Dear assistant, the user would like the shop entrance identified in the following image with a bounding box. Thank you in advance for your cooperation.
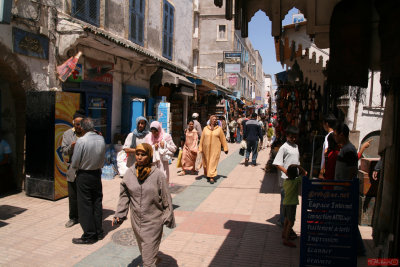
[0,45,30,195]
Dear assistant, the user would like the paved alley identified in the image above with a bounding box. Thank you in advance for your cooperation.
[0,143,377,266]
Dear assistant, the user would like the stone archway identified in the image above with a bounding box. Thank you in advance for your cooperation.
[0,42,33,194]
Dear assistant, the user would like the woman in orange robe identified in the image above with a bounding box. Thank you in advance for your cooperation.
[179,121,198,175]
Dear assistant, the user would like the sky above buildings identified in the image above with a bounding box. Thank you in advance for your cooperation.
[249,8,299,85]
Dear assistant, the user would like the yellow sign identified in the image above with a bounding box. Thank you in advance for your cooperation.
[54,92,80,200]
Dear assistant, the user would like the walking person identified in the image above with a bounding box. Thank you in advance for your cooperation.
[273,126,300,227]
[122,116,150,168]
[113,143,175,267]
[191,113,202,139]
[145,121,177,184]
[228,116,237,143]
[282,164,306,247]
[266,123,274,148]
[243,113,263,166]
[199,115,228,184]
[236,114,244,143]
[70,118,106,244]
[178,120,198,176]
[61,110,85,228]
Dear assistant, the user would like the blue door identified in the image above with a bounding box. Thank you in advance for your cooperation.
[130,100,144,132]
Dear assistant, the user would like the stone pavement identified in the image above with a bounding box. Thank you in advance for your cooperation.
[0,143,378,266]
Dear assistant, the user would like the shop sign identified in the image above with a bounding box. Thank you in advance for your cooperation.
[300,178,358,267]
[67,64,83,83]
[13,27,49,59]
[85,58,114,83]
[228,74,238,86]
[293,13,305,24]
[224,51,241,73]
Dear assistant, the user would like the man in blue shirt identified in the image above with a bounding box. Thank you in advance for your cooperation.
[243,113,263,166]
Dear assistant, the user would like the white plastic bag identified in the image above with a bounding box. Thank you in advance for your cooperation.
[117,150,129,177]
[240,140,247,149]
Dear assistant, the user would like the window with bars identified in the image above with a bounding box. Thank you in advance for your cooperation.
[162,0,174,60]
[72,0,100,26]
[130,0,145,46]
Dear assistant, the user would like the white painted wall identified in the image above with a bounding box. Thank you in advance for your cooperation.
[346,71,384,145]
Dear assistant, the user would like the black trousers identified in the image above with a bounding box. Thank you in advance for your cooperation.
[76,170,103,240]
[68,181,79,220]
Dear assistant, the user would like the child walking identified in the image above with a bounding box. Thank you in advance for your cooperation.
[282,164,306,247]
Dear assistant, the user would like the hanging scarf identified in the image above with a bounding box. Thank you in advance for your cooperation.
[135,143,153,181]
[146,121,172,145]
[130,116,150,148]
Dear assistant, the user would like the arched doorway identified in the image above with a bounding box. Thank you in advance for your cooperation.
[0,42,32,195]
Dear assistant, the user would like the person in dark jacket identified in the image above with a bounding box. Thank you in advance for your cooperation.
[243,113,263,166]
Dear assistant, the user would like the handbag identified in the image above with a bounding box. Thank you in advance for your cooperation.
[177,149,183,168]
[195,152,203,171]
[239,148,245,156]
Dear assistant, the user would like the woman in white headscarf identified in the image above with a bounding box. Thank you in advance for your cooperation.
[145,121,177,184]
[122,116,150,168]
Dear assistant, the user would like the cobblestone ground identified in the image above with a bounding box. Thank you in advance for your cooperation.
[0,143,378,266]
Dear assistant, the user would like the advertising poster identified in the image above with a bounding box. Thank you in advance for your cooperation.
[54,92,80,200]
[67,63,83,82]
[157,102,170,134]
[228,74,238,86]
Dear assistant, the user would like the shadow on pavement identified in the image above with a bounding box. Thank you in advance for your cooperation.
[101,209,118,238]
[259,170,280,194]
[209,220,299,266]
[266,214,281,226]
[0,205,27,220]
[128,252,178,267]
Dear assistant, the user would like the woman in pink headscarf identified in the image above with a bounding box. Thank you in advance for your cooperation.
[145,121,177,184]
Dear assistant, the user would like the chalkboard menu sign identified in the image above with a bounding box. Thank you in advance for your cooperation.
[300,178,359,267]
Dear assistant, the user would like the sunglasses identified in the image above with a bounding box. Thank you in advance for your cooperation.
[150,127,159,132]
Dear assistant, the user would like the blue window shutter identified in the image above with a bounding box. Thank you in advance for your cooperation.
[73,0,99,26]
[130,0,144,46]
[168,5,174,59]
[162,0,173,60]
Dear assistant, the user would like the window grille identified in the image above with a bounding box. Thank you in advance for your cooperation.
[72,0,100,26]
[130,0,145,46]
[162,0,174,60]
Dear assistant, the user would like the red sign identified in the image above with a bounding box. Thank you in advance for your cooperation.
[85,58,113,83]
[229,74,238,86]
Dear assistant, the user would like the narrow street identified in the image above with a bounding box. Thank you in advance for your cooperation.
[0,143,377,266]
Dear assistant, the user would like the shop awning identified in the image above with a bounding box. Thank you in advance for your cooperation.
[186,76,232,95]
[161,69,194,87]
[177,86,194,96]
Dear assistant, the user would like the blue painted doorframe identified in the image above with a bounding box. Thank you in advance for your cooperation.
[121,84,152,134]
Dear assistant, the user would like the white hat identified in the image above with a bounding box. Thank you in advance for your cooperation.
[192,113,199,118]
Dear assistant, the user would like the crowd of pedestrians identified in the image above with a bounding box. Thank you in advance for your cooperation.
[61,108,372,262]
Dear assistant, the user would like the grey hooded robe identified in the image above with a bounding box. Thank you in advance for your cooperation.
[115,166,175,267]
